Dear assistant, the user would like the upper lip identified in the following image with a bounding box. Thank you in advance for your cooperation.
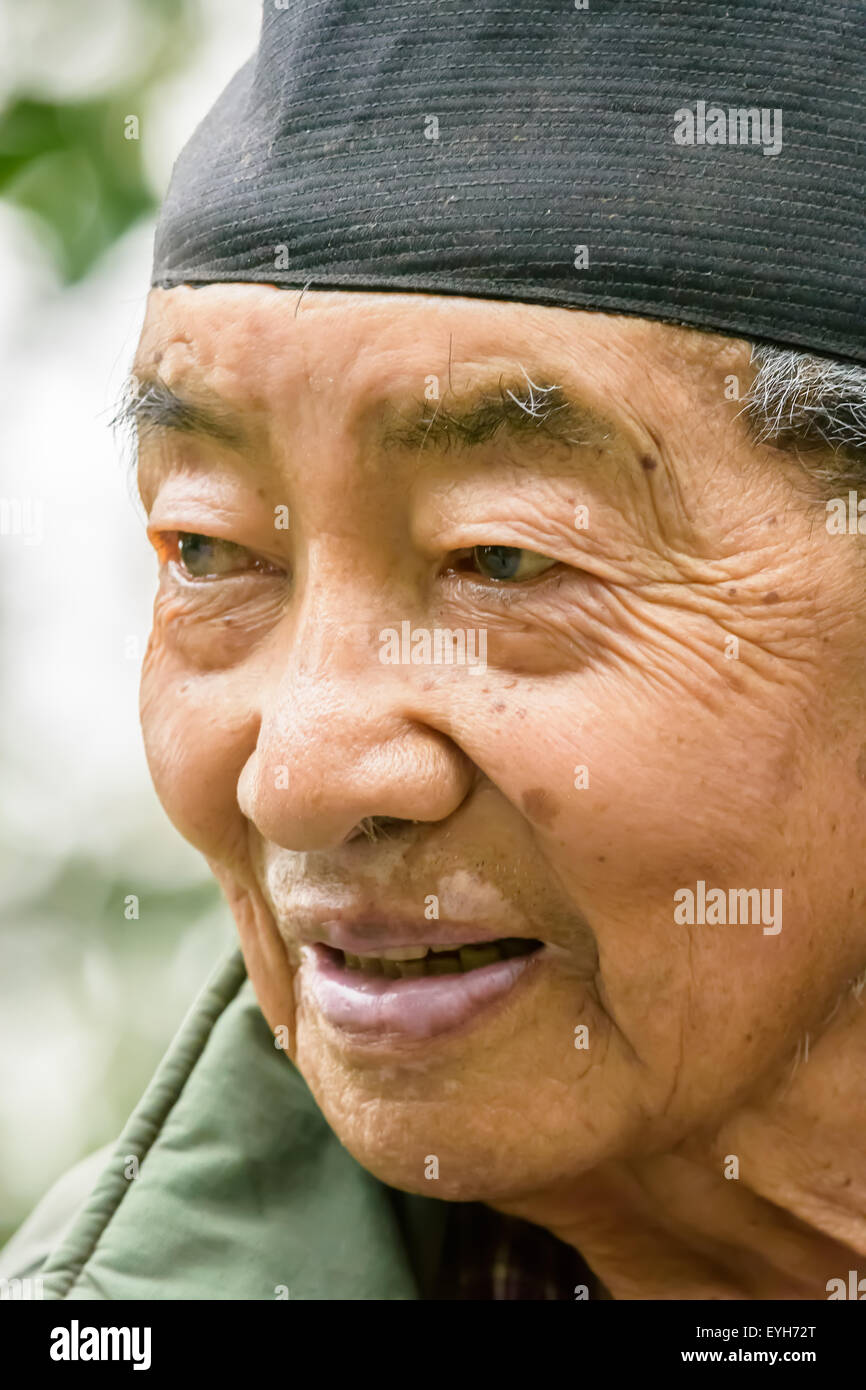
[289,909,533,956]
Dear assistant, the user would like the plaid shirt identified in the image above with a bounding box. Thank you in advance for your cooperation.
[432,1200,602,1301]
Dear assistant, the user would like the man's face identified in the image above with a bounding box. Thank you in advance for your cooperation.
[135,285,866,1201]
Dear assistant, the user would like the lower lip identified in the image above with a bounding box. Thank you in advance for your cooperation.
[303,943,542,1041]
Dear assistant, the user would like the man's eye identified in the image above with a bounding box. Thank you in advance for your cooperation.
[470,545,558,583]
[175,532,264,578]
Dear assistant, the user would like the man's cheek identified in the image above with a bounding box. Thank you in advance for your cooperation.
[140,649,255,867]
[590,921,798,1132]
[148,583,285,672]
[462,684,785,899]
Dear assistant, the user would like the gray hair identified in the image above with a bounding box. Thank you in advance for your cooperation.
[743,344,866,491]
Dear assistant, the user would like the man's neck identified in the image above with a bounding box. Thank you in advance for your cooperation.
[489,985,866,1300]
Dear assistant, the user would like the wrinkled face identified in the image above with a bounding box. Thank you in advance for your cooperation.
[135,285,866,1201]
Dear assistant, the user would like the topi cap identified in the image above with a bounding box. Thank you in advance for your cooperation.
[152,0,865,363]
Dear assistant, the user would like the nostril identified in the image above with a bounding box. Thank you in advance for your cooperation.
[348,816,418,845]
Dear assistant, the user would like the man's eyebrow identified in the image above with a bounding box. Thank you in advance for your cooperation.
[378,371,615,453]
[115,367,616,457]
[113,376,247,448]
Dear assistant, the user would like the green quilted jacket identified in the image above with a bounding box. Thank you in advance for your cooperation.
[0,949,451,1299]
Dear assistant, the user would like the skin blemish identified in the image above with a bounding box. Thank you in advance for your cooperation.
[640,455,658,471]
[493,702,506,713]
[521,787,560,827]
[763,591,780,604]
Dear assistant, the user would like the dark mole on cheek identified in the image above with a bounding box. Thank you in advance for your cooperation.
[763,591,780,603]
[521,787,559,827]
[640,455,658,472]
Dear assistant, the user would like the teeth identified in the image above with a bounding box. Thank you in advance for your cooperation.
[395,959,426,978]
[458,944,503,970]
[426,955,462,975]
[336,939,538,977]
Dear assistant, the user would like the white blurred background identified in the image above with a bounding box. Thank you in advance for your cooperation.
[0,0,263,1241]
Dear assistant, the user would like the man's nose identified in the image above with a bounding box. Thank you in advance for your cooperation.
[237,613,476,852]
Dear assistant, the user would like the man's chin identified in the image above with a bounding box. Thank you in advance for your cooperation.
[332,1138,549,1204]
[301,1083,605,1204]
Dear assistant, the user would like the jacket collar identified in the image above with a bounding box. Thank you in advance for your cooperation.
[41,950,449,1300]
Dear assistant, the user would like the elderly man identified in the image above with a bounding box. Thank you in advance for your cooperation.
[2,0,864,1302]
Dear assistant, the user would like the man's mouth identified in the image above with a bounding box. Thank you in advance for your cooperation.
[301,937,546,1042]
[322,937,542,978]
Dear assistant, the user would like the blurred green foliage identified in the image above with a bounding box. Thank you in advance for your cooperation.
[0,0,235,1242]
[0,0,198,281]
[0,848,230,1244]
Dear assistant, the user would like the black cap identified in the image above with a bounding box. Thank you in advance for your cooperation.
[152,0,865,363]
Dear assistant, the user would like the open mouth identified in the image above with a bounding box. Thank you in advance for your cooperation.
[305,938,546,1040]
[320,938,543,979]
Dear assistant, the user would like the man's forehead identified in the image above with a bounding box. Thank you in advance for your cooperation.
[132,284,751,439]
[134,284,578,383]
